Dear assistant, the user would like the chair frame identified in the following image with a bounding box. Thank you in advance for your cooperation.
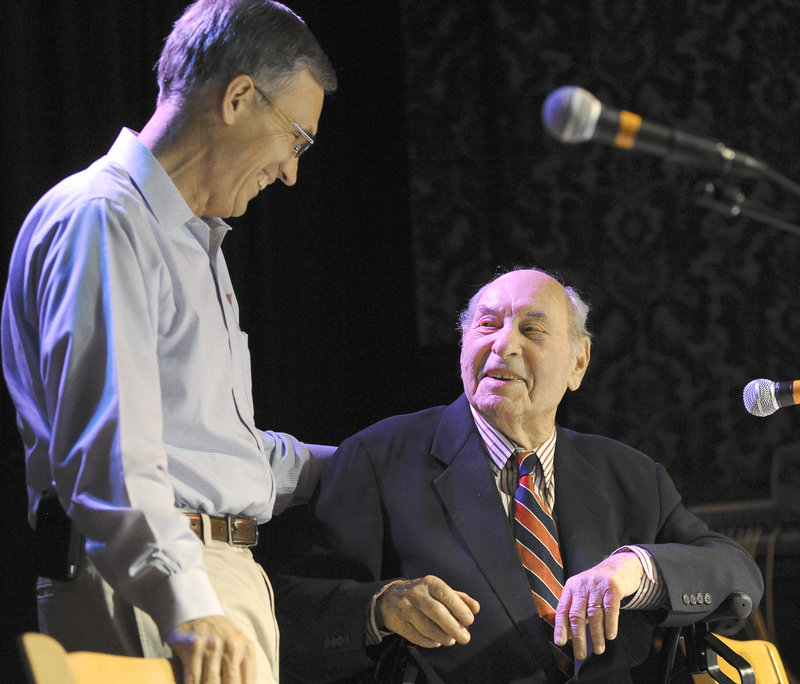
[662,592,756,684]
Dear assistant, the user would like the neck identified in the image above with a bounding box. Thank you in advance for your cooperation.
[138,101,212,216]
[480,409,556,452]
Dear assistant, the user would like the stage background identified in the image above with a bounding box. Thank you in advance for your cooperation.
[2,0,798,680]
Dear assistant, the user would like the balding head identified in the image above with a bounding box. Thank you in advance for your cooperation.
[459,269,591,359]
[458,269,591,448]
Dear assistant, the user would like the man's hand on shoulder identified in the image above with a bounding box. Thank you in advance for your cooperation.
[554,551,644,660]
[375,575,480,648]
[168,615,256,684]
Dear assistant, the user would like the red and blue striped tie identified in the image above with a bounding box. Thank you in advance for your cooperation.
[514,449,572,679]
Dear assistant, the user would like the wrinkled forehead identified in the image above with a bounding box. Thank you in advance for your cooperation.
[478,271,569,321]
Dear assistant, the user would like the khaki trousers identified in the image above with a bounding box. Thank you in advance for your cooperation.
[37,515,279,683]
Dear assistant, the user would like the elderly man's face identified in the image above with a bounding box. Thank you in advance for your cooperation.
[459,270,589,444]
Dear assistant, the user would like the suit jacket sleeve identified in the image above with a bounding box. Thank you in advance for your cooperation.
[640,462,764,626]
[273,433,397,683]
[556,429,764,627]
[554,430,765,681]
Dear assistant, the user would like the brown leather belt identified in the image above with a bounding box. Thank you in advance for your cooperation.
[184,512,259,547]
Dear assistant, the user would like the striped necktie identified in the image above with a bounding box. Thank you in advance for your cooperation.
[514,449,564,618]
[514,449,573,679]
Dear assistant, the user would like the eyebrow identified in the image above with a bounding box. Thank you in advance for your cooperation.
[521,310,548,322]
[476,305,548,321]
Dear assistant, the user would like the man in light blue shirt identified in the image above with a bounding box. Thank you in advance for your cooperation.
[2,1,336,682]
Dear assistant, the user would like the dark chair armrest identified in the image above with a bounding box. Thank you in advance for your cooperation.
[663,592,754,684]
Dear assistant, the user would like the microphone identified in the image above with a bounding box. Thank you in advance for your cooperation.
[542,86,768,178]
[742,378,800,417]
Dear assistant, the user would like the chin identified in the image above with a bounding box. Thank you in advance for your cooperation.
[474,393,510,415]
[223,199,251,218]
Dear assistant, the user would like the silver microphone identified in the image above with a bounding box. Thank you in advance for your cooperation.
[743,378,800,417]
[541,86,768,178]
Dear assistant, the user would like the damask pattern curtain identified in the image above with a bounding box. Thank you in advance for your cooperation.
[401,0,800,503]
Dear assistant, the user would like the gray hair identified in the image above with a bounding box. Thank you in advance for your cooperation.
[458,268,591,358]
[156,0,337,105]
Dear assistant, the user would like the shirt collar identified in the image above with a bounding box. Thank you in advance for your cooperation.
[106,128,232,243]
[469,404,557,489]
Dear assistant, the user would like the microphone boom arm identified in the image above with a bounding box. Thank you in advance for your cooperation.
[695,181,800,238]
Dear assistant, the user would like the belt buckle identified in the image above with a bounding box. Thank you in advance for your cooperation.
[226,514,258,547]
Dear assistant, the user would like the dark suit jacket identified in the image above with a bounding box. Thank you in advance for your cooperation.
[274,395,763,683]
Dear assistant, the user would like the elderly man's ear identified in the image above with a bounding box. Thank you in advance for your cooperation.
[568,338,591,391]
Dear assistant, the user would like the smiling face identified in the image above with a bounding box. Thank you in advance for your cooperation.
[208,69,324,218]
[459,270,590,448]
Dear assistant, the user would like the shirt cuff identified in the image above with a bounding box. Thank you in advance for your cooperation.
[146,567,225,639]
[366,580,406,645]
[612,545,666,610]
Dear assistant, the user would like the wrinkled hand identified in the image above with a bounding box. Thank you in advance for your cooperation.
[167,615,256,684]
[375,575,480,648]
[554,552,643,660]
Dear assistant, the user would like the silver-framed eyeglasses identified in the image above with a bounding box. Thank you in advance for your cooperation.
[252,83,315,158]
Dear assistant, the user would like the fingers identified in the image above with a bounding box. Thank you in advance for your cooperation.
[167,615,256,684]
[454,590,482,617]
[603,602,621,640]
[553,585,570,647]
[238,646,256,684]
[375,576,480,649]
[555,563,630,660]
[556,592,615,660]
[398,604,462,648]
[586,600,607,656]
[436,585,480,628]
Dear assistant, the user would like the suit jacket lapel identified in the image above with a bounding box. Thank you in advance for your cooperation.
[430,395,557,674]
[552,428,619,670]
[553,427,616,577]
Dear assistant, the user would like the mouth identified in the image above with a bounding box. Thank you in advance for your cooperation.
[256,170,271,191]
[482,371,525,383]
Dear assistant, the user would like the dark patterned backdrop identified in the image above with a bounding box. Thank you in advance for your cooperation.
[401,0,800,505]
[2,0,799,677]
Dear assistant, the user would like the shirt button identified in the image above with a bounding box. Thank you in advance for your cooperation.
[704,593,713,604]
[682,594,691,605]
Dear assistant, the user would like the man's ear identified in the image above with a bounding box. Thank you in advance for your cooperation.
[567,337,591,391]
[221,74,255,124]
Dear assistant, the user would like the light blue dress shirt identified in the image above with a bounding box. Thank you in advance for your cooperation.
[2,128,320,634]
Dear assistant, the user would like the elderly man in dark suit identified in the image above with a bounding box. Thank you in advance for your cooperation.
[274,268,763,683]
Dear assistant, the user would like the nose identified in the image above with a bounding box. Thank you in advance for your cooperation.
[491,323,521,358]
[278,155,298,186]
